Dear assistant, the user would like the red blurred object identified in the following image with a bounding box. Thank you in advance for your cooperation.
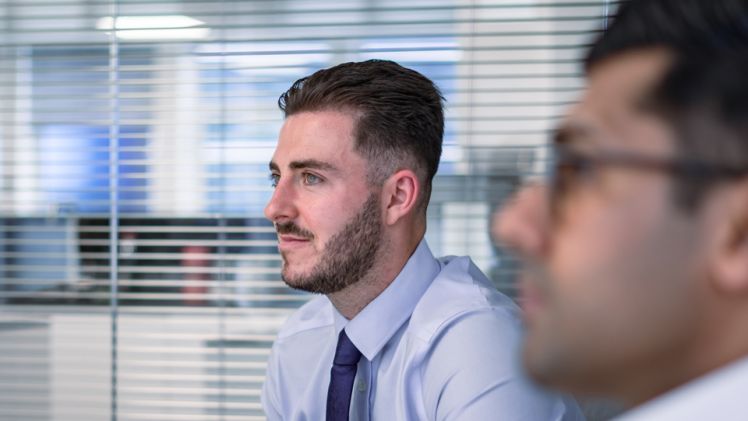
[181,245,211,306]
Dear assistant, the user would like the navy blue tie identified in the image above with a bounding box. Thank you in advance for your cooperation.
[326,329,362,421]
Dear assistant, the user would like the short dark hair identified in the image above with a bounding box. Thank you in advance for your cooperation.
[585,0,748,71]
[649,51,748,210]
[278,59,444,212]
[586,0,748,211]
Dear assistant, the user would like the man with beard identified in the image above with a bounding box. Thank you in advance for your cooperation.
[497,0,748,419]
[261,60,582,420]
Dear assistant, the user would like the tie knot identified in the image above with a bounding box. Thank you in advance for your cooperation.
[333,329,362,366]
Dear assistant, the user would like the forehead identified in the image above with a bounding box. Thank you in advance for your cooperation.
[273,110,362,167]
[559,48,674,153]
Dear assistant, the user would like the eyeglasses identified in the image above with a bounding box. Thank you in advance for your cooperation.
[550,146,748,211]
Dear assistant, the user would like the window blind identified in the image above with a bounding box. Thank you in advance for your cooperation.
[0,1,614,420]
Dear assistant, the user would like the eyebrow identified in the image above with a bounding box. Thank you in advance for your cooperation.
[268,159,339,173]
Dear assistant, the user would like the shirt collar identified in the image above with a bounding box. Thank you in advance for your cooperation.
[331,239,440,361]
[618,354,748,420]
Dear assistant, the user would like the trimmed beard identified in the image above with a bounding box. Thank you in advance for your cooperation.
[280,192,382,294]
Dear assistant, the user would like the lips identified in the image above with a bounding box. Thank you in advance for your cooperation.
[277,234,312,251]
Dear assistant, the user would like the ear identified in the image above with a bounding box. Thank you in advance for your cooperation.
[381,169,420,226]
[709,182,748,295]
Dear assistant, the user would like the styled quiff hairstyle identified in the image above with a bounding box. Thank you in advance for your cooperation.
[278,59,444,213]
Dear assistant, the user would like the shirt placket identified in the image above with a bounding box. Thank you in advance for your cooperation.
[349,357,372,421]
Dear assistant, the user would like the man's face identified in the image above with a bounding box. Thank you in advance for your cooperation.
[265,110,384,294]
[499,49,712,402]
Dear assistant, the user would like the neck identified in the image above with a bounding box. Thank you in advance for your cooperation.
[328,228,423,320]
[618,301,748,407]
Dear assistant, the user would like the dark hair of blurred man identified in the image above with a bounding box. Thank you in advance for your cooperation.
[498,0,748,419]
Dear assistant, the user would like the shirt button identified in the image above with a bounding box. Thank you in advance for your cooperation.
[358,380,366,392]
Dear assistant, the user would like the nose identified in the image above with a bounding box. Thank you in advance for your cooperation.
[264,177,298,223]
[496,183,552,259]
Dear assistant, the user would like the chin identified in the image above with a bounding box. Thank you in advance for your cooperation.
[522,344,546,382]
[523,338,595,396]
[522,332,561,386]
[280,265,313,288]
[281,256,314,276]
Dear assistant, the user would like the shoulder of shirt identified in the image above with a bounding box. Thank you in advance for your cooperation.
[274,295,334,341]
[409,255,522,343]
[616,355,748,421]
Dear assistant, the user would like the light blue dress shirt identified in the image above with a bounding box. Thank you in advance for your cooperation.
[262,240,583,420]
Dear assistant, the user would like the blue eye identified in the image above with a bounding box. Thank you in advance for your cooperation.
[269,173,280,188]
[303,173,322,185]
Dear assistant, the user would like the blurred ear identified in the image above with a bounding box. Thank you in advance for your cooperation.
[709,181,748,294]
[381,169,420,226]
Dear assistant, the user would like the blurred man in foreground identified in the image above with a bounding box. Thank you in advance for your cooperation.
[498,0,748,419]
[262,60,581,420]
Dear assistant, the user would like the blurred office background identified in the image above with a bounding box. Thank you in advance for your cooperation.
[0,1,613,420]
